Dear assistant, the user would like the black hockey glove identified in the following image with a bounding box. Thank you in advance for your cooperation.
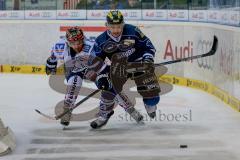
[45,56,57,75]
[95,73,112,90]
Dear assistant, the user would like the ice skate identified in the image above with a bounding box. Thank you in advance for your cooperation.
[90,111,114,129]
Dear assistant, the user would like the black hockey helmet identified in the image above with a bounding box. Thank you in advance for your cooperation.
[106,10,124,25]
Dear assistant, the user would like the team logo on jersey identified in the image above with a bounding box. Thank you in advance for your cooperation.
[123,39,135,46]
[103,41,118,53]
[119,39,135,51]
[103,39,136,53]
[55,43,65,53]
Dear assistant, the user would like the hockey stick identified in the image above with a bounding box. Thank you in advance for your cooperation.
[35,89,101,120]
[155,35,218,66]
[36,36,218,120]
[125,36,218,73]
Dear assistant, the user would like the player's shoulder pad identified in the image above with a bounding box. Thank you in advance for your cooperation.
[95,31,108,46]
[123,24,136,34]
[124,24,146,40]
[52,38,66,53]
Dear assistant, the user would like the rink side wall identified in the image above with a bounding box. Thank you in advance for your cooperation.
[0,20,240,111]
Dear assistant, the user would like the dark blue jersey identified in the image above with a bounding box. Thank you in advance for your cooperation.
[94,24,156,63]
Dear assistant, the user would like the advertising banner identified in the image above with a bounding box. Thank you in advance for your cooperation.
[57,10,86,20]
[87,10,108,20]
[167,10,188,21]
[87,10,142,20]
[207,10,220,23]
[189,10,207,22]
[24,10,56,20]
[219,10,230,25]
[142,10,168,20]
[0,11,24,20]
[228,11,240,26]
[120,10,142,20]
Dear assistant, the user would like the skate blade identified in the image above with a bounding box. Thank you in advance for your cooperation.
[137,120,145,125]
[61,125,71,130]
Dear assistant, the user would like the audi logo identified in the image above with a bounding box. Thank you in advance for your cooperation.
[197,40,214,70]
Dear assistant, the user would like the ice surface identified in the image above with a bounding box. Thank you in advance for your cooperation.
[0,74,240,160]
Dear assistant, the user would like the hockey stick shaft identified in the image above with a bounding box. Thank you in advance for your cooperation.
[155,35,218,66]
[55,89,101,120]
[35,89,100,120]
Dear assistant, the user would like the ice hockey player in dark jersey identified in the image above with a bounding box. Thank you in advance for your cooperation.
[90,10,161,129]
[45,26,144,127]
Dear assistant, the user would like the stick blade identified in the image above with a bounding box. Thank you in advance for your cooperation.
[35,109,57,120]
[35,109,41,114]
[209,35,218,56]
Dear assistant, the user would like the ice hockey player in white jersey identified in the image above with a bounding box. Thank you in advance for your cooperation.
[45,26,143,127]
[45,26,96,126]
[45,29,92,78]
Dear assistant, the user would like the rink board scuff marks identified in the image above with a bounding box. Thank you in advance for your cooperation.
[1,74,240,160]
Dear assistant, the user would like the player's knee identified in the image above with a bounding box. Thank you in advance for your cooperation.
[66,75,82,87]
[143,96,160,106]
[66,71,84,84]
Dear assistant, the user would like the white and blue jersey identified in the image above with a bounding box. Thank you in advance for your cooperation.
[50,38,95,79]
